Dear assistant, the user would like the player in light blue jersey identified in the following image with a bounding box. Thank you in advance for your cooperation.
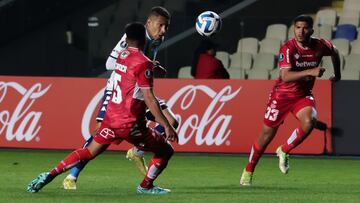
[62,6,179,190]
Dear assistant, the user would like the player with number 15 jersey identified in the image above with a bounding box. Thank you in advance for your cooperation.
[101,47,153,130]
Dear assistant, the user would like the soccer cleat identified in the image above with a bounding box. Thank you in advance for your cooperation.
[276,146,290,174]
[27,172,54,193]
[136,185,171,195]
[126,148,147,176]
[240,169,253,186]
[63,177,77,190]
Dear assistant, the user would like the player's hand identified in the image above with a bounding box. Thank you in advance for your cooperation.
[153,61,167,77]
[165,125,178,143]
[329,75,341,82]
[309,67,326,77]
[153,60,161,67]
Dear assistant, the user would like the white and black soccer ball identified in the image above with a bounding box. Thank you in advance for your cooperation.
[195,11,222,37]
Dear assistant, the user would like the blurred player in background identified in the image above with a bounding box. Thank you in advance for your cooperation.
[240,15,341,186]
[192,39,230,79]
[27,22,178,195]
[62,6,178,190]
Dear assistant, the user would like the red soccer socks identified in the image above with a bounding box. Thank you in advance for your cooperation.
[50,148,93,177]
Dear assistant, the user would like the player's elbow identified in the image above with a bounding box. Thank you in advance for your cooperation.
[280,72,291,83]
[105,57,116,70]
[279,69,292,83]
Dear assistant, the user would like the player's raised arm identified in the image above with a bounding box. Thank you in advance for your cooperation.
[106,34,128,70]
[141,88,178,143]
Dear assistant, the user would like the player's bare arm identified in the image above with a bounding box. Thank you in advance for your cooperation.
[141,88,178,143]
[330,47,341,82]
[280,67,325,83]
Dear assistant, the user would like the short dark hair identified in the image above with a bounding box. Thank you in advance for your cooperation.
[149,6,171,20]
[293,15,314,28]
[125,22,145,42]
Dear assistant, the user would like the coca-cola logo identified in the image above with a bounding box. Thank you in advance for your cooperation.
[167,85,241,146]
[0,81,51,142]
[82,85,241,147]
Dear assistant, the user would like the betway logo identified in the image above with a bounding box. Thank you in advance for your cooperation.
[0,81,51,142]
[295,60,318,68]
[82,85,242,146]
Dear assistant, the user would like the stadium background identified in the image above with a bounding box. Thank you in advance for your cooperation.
[1,1,360,202]
[0,0,359,155]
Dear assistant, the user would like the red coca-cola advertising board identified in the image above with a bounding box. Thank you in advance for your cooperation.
[0,76,332,154]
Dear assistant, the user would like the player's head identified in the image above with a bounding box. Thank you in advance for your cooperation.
[145,6,171,40]
[293,15,314,43]
[125,22,146,49]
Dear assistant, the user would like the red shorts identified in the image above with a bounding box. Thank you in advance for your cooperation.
[93,122,169,153]
[263,94,316,128]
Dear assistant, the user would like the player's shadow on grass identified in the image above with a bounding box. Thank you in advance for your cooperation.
[183,185,299,194]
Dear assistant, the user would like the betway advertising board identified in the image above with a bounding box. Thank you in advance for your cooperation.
[0,76,331,154]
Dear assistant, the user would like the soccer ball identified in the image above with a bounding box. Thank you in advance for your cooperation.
[195,11,222,37]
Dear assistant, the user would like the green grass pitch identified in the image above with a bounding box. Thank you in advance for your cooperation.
[1,149,359,203]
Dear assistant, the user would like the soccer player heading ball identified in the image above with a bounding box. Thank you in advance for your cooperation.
[27,22,178,194]
[62,6,179,191]
[240,15,341,186]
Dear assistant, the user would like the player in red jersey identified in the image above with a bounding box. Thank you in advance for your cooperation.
[240,15,341,186]
[62,7,177,190]
[27,22,178,195]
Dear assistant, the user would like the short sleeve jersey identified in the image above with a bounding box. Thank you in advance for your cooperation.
[103,47,153,128]
[97,32,164,121]
[110,31,163,62]
[274,37,334,98]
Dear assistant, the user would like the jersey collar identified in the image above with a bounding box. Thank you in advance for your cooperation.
[128,47,140,51]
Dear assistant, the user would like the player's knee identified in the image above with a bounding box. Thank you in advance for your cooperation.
[261,125,277,143]
[301,117,316,133]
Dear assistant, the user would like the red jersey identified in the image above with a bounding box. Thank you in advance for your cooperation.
[274,37,334,98]
[195,53,230,79]
[102,47,153,128]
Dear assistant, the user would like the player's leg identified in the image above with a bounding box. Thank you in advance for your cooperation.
[240,124,279,186]
[126,126,174,194]
[137,143,174,194]
[126,102,178,176]
[63,121,102,189]
[276,99,316,174]
[281,106,316,153]
[126,146,148,175]
[241,93,291,186]
[27,140,107,193]
[63,136,93,190]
